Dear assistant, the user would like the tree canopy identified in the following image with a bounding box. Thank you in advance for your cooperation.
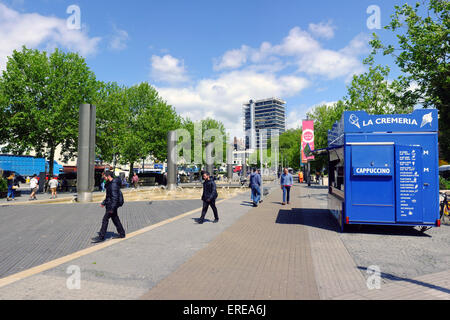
[0,46,98,176]
[369,0,449,160]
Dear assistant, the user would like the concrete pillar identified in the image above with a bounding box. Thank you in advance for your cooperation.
[206,142,214,177]
[242,152,247,179]
[167,131,177,191]
[227,142,233,181]
[260,140,264,200]
[77,104,96,203]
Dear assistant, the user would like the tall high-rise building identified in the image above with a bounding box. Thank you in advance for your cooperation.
[243,98,286,149]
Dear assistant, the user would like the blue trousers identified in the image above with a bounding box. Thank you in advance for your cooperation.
[7,186,14,199]
[282,186,291,203]
[251,185,261,204]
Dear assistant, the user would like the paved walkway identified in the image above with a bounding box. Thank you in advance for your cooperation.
[142,184,450,300]
[1,182,449,300]
[0,190,258,299]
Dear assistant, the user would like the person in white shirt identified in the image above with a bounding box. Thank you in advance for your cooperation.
[29,175,39,201]
[48,177,59,199]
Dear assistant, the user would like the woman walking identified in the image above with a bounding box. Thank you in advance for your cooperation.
[48,177,58,199]
[280,168,293,205]
[6,173,17,201]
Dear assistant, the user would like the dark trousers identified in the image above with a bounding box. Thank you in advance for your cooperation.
[199,199,219,222]
[99,208,125,238]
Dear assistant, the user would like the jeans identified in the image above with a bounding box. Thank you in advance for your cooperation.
[7,186,14,199]
[251,185,261,204]
[99,208,126,238]
[282,186,291,203]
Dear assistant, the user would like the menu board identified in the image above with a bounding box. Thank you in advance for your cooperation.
[396,145,423,222]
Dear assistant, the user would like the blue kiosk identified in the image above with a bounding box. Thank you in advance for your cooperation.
[326,109,440,231]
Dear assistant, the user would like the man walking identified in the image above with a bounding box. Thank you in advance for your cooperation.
[197,172,219,224]
[92,171,126,243]
[280,168,294,205]
[250,169,261,207]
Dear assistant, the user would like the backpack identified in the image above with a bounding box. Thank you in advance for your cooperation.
[118,190,124,207]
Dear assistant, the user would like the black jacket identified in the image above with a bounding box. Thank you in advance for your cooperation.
[102,177,122,210]
[202,178,218,202]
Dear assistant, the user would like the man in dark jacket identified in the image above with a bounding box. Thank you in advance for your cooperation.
[250,169,261,207]
[197,172,219,224]
[92,171,126,243]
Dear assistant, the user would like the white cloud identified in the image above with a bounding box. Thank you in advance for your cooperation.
[151,54,188,84]
[0,3,101,70]
[308,21,336,39]
[213,26,369,81]
[157,70,310,138]
[213,45,250,71]
[109,26,129,51]
[286,101,338,130]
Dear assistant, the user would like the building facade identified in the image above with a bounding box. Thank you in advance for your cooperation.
[243,98,286,150]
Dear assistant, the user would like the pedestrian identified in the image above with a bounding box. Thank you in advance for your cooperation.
[62,177,68,193]
[250,169,261,207]
[197,171,219,224]
[257,169,263,204]
[91,171,126,243]
[280,168,293,205]
[121,176,128,188]
[299,171,304,183]
[100,173,106,192]
[29,174,39,201]
[48,177,58,199]
[6,173,17,201]
[132,172,139,189]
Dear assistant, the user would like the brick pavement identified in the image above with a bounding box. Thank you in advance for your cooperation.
[142,183,450,300]
[142,185,321,300]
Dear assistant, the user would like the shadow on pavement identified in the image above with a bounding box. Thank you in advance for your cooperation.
[344,224,431,237]
[276,208,433,237]
[275,208,339,233]
[357,266,450,295]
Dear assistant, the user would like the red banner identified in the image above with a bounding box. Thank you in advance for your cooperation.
[301,120,315,163]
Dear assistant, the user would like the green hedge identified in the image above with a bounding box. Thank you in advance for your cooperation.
[439,176,450,190]
[0,178,7,193]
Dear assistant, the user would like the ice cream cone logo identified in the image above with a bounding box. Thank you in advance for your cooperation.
[349,114,360,129]
[420,112,433,128]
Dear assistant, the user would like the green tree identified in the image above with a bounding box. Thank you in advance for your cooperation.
[180,117,227,165]
[307,101,346,150]
[345,64,417,115]
[369,0,449,160]
[306,101,346,171]
[0,46,98,176]
[279,129,302,170]
[94,82,129,165]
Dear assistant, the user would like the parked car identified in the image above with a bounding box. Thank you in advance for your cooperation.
[439,165,450,180]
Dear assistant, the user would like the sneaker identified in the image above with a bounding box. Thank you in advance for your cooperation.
[213,219,219,223]
[112,234,126,239]
[197,219,204,225]
[91,236,105,243]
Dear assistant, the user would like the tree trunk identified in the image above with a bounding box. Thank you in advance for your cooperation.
[48,145,56,179]
[129,162,134,183]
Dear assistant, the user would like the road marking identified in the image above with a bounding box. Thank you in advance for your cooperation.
[0,198,227,289]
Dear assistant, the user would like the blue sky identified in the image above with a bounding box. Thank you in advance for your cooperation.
[0,0,412,138]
